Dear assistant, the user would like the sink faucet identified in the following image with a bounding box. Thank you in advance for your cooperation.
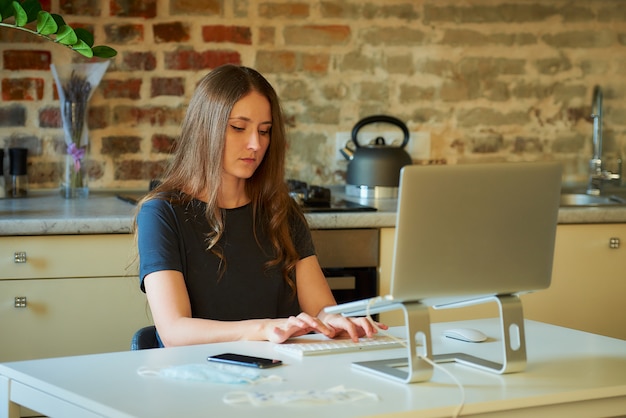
[587,86,622,195]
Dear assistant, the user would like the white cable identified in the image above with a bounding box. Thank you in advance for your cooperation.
[364,299,466,418]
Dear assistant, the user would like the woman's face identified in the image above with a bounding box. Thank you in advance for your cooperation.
[222,90,272,183]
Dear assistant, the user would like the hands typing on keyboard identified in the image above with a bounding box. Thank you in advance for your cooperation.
[274,335,406,357]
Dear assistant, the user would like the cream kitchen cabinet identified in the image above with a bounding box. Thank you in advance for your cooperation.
[379,224,626,340]
[0,234,153,363]
[522,223,626,340]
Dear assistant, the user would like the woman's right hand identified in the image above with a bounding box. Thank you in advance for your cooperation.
[267,312,336,343]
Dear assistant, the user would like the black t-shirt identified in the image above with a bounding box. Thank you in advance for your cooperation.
[137,195,315,320]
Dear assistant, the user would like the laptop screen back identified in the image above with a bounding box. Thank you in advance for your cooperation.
[390,162,562,306]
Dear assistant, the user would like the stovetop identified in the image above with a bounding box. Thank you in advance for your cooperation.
[287,180,376,213]
[117,181,377,213]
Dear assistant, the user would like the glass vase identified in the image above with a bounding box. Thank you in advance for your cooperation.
[51,59,109,199]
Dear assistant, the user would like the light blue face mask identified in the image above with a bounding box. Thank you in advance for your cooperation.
[137,362,282,385]
[223,385,379,407]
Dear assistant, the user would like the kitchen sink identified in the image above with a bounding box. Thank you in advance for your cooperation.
[560,193,626,207]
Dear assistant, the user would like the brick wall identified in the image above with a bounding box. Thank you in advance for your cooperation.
[1,0,625,190]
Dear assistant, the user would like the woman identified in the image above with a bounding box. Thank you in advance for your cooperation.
[135,64,385,347]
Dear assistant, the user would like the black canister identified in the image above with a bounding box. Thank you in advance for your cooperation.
[0,149,5,198]
[9,147,28,197]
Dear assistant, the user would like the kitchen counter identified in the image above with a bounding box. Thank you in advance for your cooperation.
[1,189,626,236]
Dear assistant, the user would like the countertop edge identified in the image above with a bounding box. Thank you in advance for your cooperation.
[1,191,626,236]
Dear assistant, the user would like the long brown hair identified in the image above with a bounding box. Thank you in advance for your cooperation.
[135,64,304,292]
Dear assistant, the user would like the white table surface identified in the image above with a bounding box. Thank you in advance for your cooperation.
[2,319,626,418]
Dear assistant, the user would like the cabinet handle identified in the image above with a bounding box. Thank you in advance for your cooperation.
[609,237,620,249]
[14,297,27,308]
[14,251,27,263]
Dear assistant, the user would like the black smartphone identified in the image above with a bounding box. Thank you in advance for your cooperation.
[207,353,283,369]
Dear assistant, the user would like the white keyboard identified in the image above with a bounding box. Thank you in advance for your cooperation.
[274,335,405,357]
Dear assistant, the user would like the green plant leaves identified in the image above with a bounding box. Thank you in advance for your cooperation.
[36,10,57,35]
[0,0,117,58]
[19,0,41,23]
[11,1,27,26]
[92,45,117,59]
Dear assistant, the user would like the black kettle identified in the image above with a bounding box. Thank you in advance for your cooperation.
[344,115,412,188]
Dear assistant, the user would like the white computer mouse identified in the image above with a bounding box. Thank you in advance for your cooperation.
[442,328,488,343]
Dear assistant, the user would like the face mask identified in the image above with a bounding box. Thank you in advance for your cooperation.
[223,385,379,406]
[137,362,282,385]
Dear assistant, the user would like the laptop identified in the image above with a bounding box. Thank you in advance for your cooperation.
[325,161,562,317]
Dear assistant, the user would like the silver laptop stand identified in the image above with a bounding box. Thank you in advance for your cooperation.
[352,294,527,383]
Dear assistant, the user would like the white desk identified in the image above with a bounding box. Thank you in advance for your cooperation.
[2,319,626,418]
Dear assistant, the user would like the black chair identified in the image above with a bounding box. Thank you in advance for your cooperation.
[131,325,159,350]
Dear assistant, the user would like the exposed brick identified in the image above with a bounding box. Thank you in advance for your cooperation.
[259,3,309,18]
[114,159,167,180]
[297,105,340,124]
[386,55,413,75]
[154,22,191,43]
[113,106,185,127]
[559,5,594,23]
[0,106,26,127]
[104,24,145,44]
[458,108,530,127]
[359,82,389,102]
[441,30,537,46]
[360,27,425,46]
[361,3,419,20]
[88,106,110,130]
[423,4,559,24]
[110,0,157,18]
[284,25,350,46]
[513,137,544,154]
[471,134,504,154]
[458,57,526,77]
[399,85,436,104]
[102,136,142,155]
[4,135,40,155]
[319,1,358,18]
[542,31,614,48]
[598,4,626,22]
[151,77,185,97]
[511,82,553,100]
[101,79,142,100]
[29,161,61,185]
[416,60,455,76]
[551,135,585,153]
[151,134,178,153]
[339,50,378,72]
[255,51,297,73]
[164,49,241,70]
[120,52,157,71]
[170,0,221,15]
[202,25,252,44]
[440,80,474,102]
[60,0,101,16]
[534,56,573,75]
[38,105,108,130]
[302,54,330,73]
[259,27,275,45]
[3,50,51,71]
[2,78,44,101]
[0,26,47,44]
[278,80,309,101]
[39,107,61,128]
